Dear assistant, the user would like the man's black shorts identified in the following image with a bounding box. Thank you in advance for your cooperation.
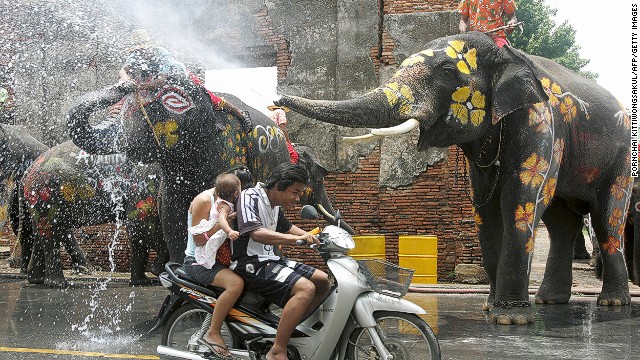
[235,258,316,307]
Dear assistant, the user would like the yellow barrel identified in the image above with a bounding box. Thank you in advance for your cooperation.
[348,235,385,260]
[399,235,438,284]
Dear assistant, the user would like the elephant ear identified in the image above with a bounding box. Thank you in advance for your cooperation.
[491,46,549,124]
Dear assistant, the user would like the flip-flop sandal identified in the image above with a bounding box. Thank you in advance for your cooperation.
[197,338,232,360]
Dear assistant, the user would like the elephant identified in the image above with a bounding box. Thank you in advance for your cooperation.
[65,78,351,269]
[624,178,640,285]
[22,140,168,286]
[274,31,632,324]
[0,124,89,272]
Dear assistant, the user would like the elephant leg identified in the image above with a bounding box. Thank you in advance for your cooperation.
[43,235,67,287]
[27,232,45,284]
[61,231,91,274]
[472,188,503,312]
[36,222,68,287]
[128,231,153,286]
[489,153,559,323]
[161,183,196,263]
[589,178,631,306]
[631,194,640,285]
[573,223,591,260]
[149,233,170,276]
[535,197,583,304]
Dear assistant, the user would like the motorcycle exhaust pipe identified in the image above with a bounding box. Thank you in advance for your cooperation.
[157,345,254,360]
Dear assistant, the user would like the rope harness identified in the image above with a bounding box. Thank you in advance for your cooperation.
[134,90,161,149]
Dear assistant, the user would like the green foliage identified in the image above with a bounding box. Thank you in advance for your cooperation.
[508,0,598,80]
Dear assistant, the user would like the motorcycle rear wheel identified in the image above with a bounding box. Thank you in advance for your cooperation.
[346,311,441,360]
[161,303,236,353]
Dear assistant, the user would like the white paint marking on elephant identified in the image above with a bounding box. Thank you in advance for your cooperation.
[254,125,286,152]
[73,151,126,166]
[161,89,193,114]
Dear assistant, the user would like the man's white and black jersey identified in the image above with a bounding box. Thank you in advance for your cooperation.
[232,183,292,266]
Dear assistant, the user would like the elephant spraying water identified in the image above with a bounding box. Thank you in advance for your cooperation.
[275,32,632,325]
[66,78,351,270]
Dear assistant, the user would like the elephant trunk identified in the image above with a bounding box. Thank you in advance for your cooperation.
[67,82,134,155]
[275,90,402,129]
[313,183,355,235]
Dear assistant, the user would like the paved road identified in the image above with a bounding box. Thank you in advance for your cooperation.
[1,224,639,359]
[1,276,639,360]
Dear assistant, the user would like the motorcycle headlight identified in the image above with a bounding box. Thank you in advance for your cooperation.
[320,225,355,250]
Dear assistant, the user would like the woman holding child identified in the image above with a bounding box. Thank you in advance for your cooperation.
[183,167,253,359]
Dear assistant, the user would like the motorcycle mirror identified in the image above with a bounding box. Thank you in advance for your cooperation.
[301,205,319,220]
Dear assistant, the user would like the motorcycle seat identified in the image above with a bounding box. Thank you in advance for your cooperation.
[166,262,275,314]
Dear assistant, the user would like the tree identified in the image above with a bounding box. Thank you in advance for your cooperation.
[508,0,598,80]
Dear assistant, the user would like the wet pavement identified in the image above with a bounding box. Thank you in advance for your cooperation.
[1,226,640,359]
[0,278,638,359]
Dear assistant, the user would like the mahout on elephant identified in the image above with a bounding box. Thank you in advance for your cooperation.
[22,140,167,287]
[275,31,632,324]
[66,77,352,272]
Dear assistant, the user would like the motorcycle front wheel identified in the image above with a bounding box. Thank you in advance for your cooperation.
[161,303,236,352]
[346,311,441,360]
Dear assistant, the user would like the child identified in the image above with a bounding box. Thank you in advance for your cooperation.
[184,173,244,359]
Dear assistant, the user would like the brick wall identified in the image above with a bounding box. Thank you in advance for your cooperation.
[3,0,481,281]
[255,8,291,80]
[285,145,481,279]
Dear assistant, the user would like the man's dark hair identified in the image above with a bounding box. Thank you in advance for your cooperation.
[264,163,309,191]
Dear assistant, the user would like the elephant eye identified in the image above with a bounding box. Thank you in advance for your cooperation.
[440,64,457,78]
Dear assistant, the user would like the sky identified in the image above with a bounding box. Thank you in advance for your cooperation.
[544,0,633,109]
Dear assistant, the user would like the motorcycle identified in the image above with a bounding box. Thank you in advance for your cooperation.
[152,205,441,360]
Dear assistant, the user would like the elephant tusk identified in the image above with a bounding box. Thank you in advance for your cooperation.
[341,118,420,143]
[316,203,335,221]
[342,133,382,143]
[370,118,420,136]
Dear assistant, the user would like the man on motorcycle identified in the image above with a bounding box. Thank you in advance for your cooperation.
[231,163,330,360]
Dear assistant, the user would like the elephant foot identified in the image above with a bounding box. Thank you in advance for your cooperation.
[482,301,493,311]
[43,276,68,288]
[488,301,534,325]
[597,290,631,306]
[7,256,20,268]
[27,275,44,284]
[534,286,571,305]
[150,261,165,276]
[482,294,495,311]
[129,275,154,287]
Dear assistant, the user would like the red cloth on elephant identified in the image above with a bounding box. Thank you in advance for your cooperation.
[268,108,299,163]
[188,72,224,110]
[287,142,299,164]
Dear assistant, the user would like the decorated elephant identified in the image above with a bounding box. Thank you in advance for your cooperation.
[624,178,640,285]
[23,140,167,286]
[275,31,632,325]
[66,78,351,268]
[0,124,92,273]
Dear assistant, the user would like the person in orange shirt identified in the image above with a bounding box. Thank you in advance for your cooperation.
[458,0,518,48]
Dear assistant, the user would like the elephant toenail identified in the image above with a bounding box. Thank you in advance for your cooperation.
[513,315,529,325]
[496,315,512,325]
